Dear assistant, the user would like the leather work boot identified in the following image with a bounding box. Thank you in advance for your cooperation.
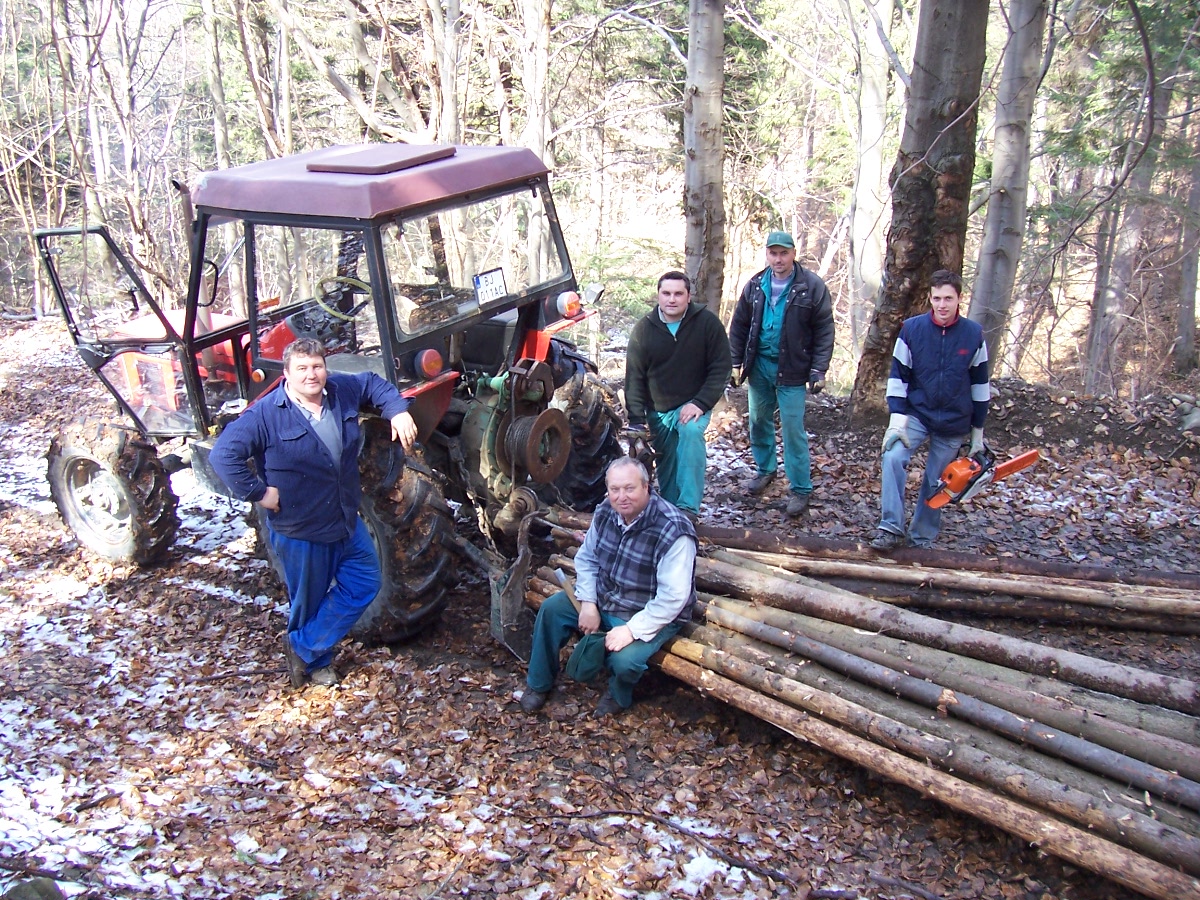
[281,634,308,688]
[520,690,548,713]
[870,530,906,551]
[310,667,340,687]
[786,494,810,518]
[745,472,776,495]
[593,693,623,718]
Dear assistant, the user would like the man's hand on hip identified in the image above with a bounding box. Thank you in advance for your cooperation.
[605,624,634,652]
[390,411,418,451]
[258,486,281,512]
[678,402,704,424]
[577,602,601,635]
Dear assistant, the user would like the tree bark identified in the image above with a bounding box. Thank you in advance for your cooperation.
[683,0,726,313]
[656,655,1200,900]
[846,0,894,356]
[970,0,1047,365]
[669,633,1200,871]
[693,555,1200,715]
[728,547,1200,616]
[850,0,989,424]
[699,600,1200,811]
[1177,113,1200,374]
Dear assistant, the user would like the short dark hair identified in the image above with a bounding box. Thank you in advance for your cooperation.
[657,271,691,294]
[929,270,963,295]
[283,338,327,369]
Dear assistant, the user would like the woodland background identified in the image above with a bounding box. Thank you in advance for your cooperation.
[1,0,1198,405]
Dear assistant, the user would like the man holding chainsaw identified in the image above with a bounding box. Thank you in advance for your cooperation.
[871,270,990,550]
[519,456,697,718]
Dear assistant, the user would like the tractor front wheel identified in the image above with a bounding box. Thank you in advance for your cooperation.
[47,422,179,564]
[540,371,625,510]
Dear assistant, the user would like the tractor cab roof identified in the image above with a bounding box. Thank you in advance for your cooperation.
[190,143,552,222]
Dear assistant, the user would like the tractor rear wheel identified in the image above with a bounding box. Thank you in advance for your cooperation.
[541,371,624,510]
[351,423,455,643]
[251,432,456,645]
[47,422,179,564]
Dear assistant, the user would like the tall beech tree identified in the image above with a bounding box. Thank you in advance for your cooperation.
[850,0,989,422]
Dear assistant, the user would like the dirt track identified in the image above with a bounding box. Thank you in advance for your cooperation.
[2,316,1199,900]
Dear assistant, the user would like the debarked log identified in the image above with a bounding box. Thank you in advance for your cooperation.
[697,601,1200,813]
[704,551,1200,749]
[655,654,1200,900]
[693,555,1200,716]
[727,548,1200,617]
[687,621,1200,841]
[705,595,1200,781]
[666,634,1200,874]
[544,509,1200,591]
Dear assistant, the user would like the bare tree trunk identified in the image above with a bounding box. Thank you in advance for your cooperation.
[1177,114,1200,374]
[1085,80,1172,397]
[683,0,725,312]
[970,0,1047,365]
[847,0,893,357]
[520,0,553,276]
[849,0,989,424]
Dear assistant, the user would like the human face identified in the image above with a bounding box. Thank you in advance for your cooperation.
[656,278,691,323]
[284,353,328,405]
[929,284,962,327]
[766,245,797,278]
[606,464,651,524]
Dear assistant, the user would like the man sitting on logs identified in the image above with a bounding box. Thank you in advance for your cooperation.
[520,457,698,718]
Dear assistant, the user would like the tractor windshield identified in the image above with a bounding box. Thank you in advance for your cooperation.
[381,185,568,335]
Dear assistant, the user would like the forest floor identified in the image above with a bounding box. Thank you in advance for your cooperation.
[1,315,1199,900]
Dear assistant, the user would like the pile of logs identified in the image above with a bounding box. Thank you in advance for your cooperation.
[533,510,1200,900]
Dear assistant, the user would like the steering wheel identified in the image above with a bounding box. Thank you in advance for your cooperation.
[316,275,373,321]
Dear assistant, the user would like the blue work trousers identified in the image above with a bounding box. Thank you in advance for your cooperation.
[648,406,712,514]
[526,591,683,708]
[747,359,812,495]
[878,417,966,547]
[268,517,381,671]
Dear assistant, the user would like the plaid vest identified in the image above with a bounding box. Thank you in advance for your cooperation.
[592,493,697,623]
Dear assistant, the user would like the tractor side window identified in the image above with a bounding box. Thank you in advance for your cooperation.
[380,186,568,335]
[40,230,168,343]
[250,225,381,362]
[98,350,198,435]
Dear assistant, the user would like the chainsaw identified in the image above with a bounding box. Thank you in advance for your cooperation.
[926,447,1040,509]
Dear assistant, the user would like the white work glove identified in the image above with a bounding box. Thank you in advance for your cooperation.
[881,413,912,453]
[969,427,985,456]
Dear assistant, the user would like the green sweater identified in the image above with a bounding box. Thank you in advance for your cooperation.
[625,303,732,425]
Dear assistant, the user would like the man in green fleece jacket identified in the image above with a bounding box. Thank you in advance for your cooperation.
[625,271,732,518]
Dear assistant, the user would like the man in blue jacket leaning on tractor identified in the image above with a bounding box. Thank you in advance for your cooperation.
[211,337,417,687]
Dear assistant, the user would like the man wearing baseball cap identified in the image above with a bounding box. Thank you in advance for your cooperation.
[728,231,835,518]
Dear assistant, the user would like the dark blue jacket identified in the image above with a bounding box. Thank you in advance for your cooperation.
[887,312,989,436]
[210,373,410,543]
[729,264,835,385]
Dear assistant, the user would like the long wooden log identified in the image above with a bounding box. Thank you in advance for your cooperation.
[729,548,1200,616]
[890,592,1200,634]
[699,600,1200,812]
[655,654,1200,900]
[687,621,1200,841]
[555,544,1200,745]
[668,634,1200,873]
[706,595,1200,781]
[703,549,1200,747]
[544,509,1200,590]
[693,555,1200,715]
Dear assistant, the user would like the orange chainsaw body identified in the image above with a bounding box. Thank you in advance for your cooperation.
[926,449,1040,509]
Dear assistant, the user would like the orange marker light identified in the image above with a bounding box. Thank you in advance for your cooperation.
[556,291,582,318]
[416,349,444,379]
[251,368,266,383]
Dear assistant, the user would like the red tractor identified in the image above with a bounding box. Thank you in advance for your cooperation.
[36,143,624,645]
